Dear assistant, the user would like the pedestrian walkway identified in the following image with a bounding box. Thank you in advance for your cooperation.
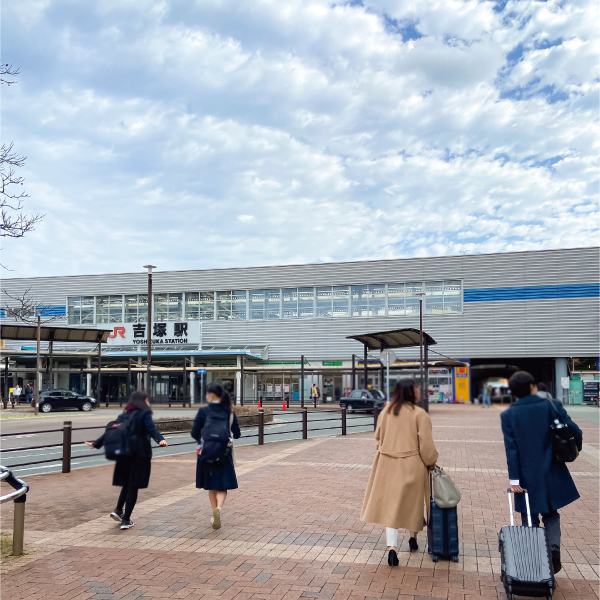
[2,405,598,600]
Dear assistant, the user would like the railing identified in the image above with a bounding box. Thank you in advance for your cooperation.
[0,406,380,474]
[0,466,29,555]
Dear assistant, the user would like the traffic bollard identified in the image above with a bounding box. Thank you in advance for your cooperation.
[12,495,25,556]
[373,405,380,430]
[62,421,72,474]
[258,409,264,445]
[302,407,308,439]
[341,407,347,436]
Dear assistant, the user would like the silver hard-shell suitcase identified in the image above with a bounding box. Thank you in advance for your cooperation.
[498,489,555,599]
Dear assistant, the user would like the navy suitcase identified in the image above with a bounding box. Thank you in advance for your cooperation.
[498,489,555,600]
[427,477,459,562]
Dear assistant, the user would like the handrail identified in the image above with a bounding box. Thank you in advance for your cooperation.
[0,466,28,504]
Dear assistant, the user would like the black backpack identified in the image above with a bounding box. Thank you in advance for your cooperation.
[200,410,233,465]
[103,411,140,460]
[549,400,579,463]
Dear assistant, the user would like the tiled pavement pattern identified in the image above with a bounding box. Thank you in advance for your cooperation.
[2,405,598,600]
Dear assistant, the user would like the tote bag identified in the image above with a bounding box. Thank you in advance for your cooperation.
[431,466,461,508]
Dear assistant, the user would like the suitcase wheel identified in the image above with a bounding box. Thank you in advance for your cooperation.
[506,594,513,600]
[431,554,438,563]
[451,556,459,563]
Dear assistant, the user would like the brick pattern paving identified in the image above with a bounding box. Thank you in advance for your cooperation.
[2,405,598,600]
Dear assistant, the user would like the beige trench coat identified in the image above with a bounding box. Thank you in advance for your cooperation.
[360,403,438,532]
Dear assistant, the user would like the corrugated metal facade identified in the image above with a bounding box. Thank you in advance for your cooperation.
[2,247,598,360]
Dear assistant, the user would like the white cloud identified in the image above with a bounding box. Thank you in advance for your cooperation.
[1,0,598,276]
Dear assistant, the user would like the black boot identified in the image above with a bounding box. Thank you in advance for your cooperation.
[408,537,419,552]
[387,548,399,567]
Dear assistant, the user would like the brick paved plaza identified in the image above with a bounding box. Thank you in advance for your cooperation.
[2,405,598,600]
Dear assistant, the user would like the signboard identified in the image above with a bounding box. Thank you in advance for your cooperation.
[105,321,201,346]
[583,381,599,404]
[197,368,206,375]
[323,361,342,366]
[453,361,471,403]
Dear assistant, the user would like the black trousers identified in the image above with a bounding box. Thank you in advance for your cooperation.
[521,509,561,550]
[116,483,139,520]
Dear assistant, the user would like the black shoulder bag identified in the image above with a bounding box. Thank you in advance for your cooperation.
[549,400,579,463]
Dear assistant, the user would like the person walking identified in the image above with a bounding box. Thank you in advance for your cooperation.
[361,379,438,566]
[85,391,167,530]
[482,385,492,408]
[311,383,318,405]
[25,384,33,405]
[192,383,241,530]
[501,371,582,573]
[13,384,22,406]
[535,382,552,400]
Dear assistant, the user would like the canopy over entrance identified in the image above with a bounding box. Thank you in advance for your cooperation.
[346,327,436,350]
[1,324,111,344]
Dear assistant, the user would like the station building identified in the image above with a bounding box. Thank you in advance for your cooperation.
[1,246,598,405]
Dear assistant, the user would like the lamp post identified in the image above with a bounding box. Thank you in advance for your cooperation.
[34,309,42,415]
[143,265,156,395]
[416,291,427,412]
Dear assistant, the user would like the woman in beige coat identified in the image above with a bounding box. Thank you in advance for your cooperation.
[361,379,438,566]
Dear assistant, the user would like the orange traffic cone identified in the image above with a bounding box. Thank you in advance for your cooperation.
[282,398,287,411]
[258,398,262,408]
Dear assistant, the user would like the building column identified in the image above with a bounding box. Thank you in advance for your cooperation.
[189,357,196,405]
[555,358,568,404]
[86,357,92,396]
[236,355,242,405]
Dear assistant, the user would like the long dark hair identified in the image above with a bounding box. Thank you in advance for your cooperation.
[206,383,232,414]
[126,391,152,413]
[389,379,418,416]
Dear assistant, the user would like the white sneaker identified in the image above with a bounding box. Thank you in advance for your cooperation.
[212,507,221,530]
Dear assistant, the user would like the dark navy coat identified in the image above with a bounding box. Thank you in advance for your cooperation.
[191,403,241,491]
[501,395,582,514]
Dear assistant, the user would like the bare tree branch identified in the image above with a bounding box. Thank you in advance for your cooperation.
[1,287,64,324]
[1,63,20,86]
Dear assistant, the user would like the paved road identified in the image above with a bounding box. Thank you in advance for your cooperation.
[1,408,376,478]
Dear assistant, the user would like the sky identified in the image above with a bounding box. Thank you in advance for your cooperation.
[2,0,599,277]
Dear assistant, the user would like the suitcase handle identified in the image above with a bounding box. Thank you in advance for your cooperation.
[507,488,532,527]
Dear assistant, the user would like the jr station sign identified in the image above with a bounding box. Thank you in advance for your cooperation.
[106,321,201,346]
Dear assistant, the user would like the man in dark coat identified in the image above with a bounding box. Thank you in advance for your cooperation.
[501,371,582,573]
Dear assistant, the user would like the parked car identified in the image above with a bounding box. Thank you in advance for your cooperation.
[339,389,385,413]
[39,390,98,413]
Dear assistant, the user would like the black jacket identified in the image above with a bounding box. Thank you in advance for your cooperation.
[94,409,165,458]
[501,395,582,514]
[191,403,241,442]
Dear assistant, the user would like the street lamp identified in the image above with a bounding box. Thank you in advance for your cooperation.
[34,309,42,415]
[143,265,156,395]
[416,291,427,412]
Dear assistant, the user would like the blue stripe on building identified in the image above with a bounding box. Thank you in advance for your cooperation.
[464,284,600,303]
[35,305,67,316]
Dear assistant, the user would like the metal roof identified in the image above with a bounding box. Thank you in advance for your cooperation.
[0,325,111,344]
[347,328,436,350]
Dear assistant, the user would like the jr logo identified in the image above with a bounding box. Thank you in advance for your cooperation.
[108,326,126,339]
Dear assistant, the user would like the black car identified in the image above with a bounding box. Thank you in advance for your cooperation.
[39,390,98,413]
[339,389,385,413]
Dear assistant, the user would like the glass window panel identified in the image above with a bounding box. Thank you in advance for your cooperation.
[351,285,368,317]
[125,295,138,323]
[250,289,265,320]
[444,280,462,313]
[316,287,332,318]
[95,296,110,324]
[369,284,386,316]
[67,297,80,324]
[217,291,233,320]
[167,293,182,321]
[108,295,123,323]
[185,292,199,320]
[332,286,349,318]
[282,288,298,318]
[154,294,168,321]
[137,294,148,322]
[298,287,314,319]
[406,282,424,296]
[265,289,280,319]
[232,290,247,320]
[198,292,214,320]
[81,296,94,324]
[387,283,405,316]
[425,281,444,315]
[405,297,421,316]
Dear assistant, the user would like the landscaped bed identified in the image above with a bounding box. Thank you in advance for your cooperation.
[155,405,273,433]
